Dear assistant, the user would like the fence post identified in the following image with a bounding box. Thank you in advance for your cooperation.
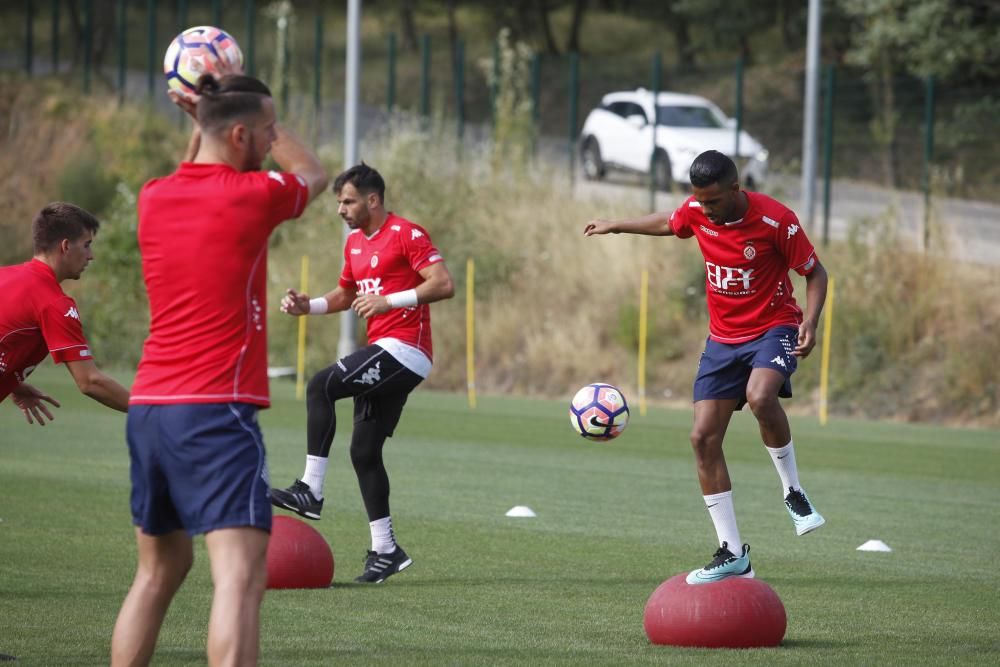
[117,0,127,105]
[147,0,157,98]
[491,37,499,131]
[649,51,661,210]
[568,52,579,185]
[314,11,323,117]
[25,0,34,76]
[821,64,835,246]
[454,38,465,143]
[83,0,93,93]
[530,53,541,156]
[176,0,187,33]
[244,0,256,77]
[420,34,430,119]
[51,0,60,75]
[212,0,222,27]
[386,32,396,113]
[734,56,744,159]
[922,75,936,251]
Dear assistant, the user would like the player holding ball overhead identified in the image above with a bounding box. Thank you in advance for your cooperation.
[271,163,455,584]
[111,62,328,665]
[584,150,828,585]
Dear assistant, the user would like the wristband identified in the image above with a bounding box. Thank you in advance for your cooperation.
[308,297,328,314]
[385,289,418,309]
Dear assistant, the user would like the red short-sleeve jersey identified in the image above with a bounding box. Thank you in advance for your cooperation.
[669,191,819,344]
[129,163,309,406]
[0,259,92,402]
[339,213,444,360]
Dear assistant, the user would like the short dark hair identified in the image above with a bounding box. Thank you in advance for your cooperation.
[195,74,273,135]
[689,150,739,188]
[334,163,386,202]
[32,202,100,254]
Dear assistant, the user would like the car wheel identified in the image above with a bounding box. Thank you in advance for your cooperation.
[652,151,672,190]
[581,138,606,180]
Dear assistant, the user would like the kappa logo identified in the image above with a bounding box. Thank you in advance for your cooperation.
[787,223,800,239]
[411,229,424,240]
[771,356,787,369]
[65,306,80,320]
[267,171,286,185]
[353,361,381,385]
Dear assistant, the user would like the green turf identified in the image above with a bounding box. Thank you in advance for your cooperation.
[1,365,998,665]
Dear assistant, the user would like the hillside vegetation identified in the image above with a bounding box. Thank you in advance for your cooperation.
[0,74,997,426]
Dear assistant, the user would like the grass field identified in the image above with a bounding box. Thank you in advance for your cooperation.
[1,365,998,665]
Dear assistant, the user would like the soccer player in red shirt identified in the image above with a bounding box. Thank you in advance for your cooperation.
[271,163,455,583]
[0,202,129,422]
[110,75,328,666]
[584,150,828,584]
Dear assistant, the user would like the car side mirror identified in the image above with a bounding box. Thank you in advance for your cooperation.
[626,114,647,128]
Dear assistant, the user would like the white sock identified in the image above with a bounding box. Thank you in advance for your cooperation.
[301,455,328,500]
[704,490,742,554]
[370,516,397,554]
[766,440,801,495]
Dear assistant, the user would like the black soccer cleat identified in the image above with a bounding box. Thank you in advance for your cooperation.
[270,479,324,520]
[354,546,413,583]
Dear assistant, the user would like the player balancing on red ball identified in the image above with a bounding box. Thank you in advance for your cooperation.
[584,150,828,584]
[271,163,455,584]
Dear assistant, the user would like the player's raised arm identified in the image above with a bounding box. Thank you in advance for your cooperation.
[583,211,675,236]
[269,124,329,204]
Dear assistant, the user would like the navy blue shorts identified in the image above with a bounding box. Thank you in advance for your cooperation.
[693,326,798,408]
[126,403,272,536]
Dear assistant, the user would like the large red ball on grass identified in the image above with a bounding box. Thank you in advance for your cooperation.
[643,573,786,648]
[266,515,334,589]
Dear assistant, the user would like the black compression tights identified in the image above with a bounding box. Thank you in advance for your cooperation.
[306,365,392,520]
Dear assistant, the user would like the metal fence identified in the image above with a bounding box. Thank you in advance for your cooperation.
[6,1,996,229]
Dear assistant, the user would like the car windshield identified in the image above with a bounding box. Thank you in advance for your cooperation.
[656,105,725,128]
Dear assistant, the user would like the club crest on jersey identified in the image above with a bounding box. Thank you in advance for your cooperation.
[371,254,379,268]
[743,243,756,260]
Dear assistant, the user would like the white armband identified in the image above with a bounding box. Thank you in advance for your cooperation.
[385,289,418,309]
[309,297,328,314]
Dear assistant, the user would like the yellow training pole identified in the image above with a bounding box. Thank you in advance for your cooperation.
[466,257,477,409]
[638,269,649,416]
[295,255,309,401]
[818,276,835,425]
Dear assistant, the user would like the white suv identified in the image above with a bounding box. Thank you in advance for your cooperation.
[579,89,769,190]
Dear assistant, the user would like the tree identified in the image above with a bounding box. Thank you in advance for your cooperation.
[566,0,589,53]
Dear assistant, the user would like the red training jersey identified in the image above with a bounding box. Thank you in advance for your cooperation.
[0,259,92,402]
[130,163,309,406]
[340,213,444,360]
[669,191,819,344]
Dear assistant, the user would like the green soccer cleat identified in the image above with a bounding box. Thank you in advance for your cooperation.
[685,542,754,585]
[784,487,825,535]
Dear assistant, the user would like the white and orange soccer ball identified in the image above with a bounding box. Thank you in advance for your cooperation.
[164,26,244,97]
[569,383,630,441]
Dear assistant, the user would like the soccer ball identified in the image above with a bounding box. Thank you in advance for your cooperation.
[569,383,630,441]
[164,26,244,97]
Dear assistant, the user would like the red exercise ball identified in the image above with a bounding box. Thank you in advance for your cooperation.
[266,515,334,589]
[643,573,786,648]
